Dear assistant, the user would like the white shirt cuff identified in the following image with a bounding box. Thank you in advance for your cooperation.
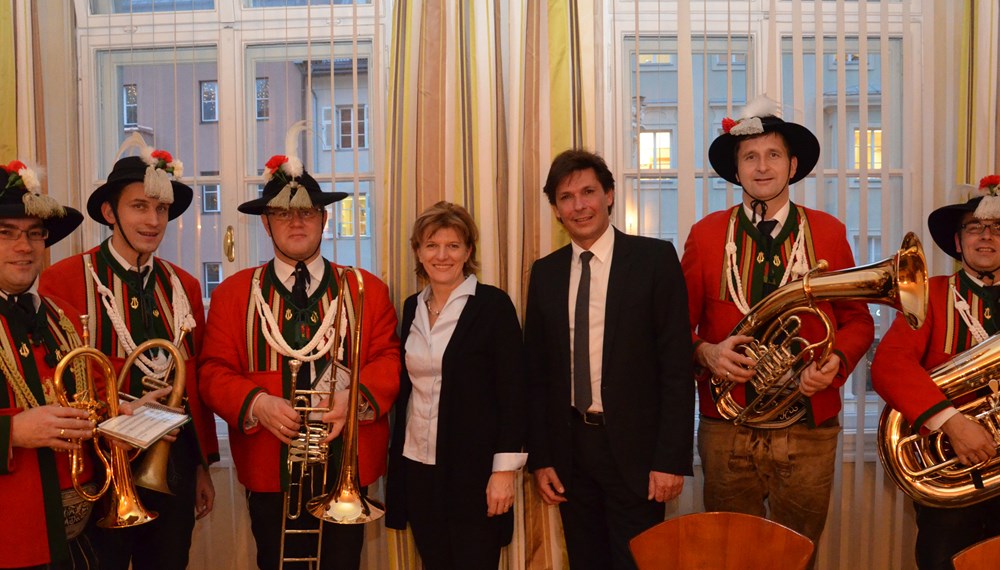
[244,392,266,430]
[492,452,528,472]
[923,406,960,432]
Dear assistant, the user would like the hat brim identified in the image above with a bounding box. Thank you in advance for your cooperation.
[237,191,349,215]
[709,121,820,186]
[87,179,193,226]
[928,197,981,260]
[0,205,83,247]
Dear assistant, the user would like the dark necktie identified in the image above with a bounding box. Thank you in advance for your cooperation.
[757,219,779,240]
[7,293,36,329]
[292,261,310,307]
[574,251,595,414]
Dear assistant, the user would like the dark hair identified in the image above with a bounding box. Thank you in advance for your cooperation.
[410,201,480,281]
[542,149,615,212]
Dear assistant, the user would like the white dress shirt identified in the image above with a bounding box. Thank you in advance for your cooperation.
[108,239,154,287]
[569,224,615,413]
[403,274,527,472]
[272,255,327,298]
[0,279,40,312]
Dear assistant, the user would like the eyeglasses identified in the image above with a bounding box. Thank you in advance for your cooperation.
[0,227,49,242]
[265,208,323,222]
[961,221,1000,235]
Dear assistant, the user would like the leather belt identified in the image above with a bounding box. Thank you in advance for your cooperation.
[572,408,605,426]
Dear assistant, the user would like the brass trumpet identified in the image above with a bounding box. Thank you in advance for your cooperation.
[52,315,158,528]
[133,327,190,495]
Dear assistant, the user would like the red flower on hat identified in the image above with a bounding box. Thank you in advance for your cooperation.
[266,155,288,171]
[150,149,174,164]
[721,118,737,134]
[2,160,26,174]
[979,175,1000,194]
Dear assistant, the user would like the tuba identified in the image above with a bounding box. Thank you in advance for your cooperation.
[710,232,928,428]
[133,327,191,495]
[279,268,383,569]
[878,333,1000,508]
[52,315,158,528]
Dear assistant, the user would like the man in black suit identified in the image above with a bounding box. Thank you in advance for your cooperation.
[525,149,695,570]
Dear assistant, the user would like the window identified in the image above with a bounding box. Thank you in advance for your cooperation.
[337,105,368,150]
[203,262,222,298]
[321,107,334,150]
[854,128,883,169]
[200,80,219,123]
[201,171,220,213]
[337,194,369,237]
[712,53,746,70]
[122,84,138,126]
[255,78,269,120]
[639,131,672,169]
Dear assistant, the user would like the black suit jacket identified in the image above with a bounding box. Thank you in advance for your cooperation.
[385,282,526,541]
[525,228,695,499]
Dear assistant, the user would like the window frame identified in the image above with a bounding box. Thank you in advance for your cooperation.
[200,80,219,123]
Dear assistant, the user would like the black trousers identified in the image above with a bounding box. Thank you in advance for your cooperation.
[245,471,366,570]
[915,495,1000,570]
[558,413,664,570]
[86,430,199,570]
[18,534,100,570]
[401,457,503,570]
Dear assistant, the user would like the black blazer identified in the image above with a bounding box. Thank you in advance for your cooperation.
[385,282,526,541]
[524,228,695,499]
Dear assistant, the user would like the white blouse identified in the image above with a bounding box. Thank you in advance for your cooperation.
[402,274,526,472]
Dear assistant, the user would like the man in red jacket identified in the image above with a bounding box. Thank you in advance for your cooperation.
[0,160,96,568]
[198,153,400,570]
[682,100,874,548]
[872,178,1000,569]
[40,140,219,570]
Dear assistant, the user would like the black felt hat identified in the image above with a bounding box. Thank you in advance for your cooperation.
[708,102,820,186]
[87,155,193,226]
[0,161,83,247]
[238,155,347,215]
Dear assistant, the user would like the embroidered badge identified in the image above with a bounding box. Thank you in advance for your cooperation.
[285,308,293,321]
[152,309,160,318]
[19,343,29,357]
[310,312,318,324]
[773,255,781,266]
[130,297,139,309]
[756,252,765,264]
[987,307,993,320]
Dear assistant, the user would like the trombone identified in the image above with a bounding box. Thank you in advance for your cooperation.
[278,267,383,570]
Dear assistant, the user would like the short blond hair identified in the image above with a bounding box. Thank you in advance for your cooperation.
[410,201,480,281]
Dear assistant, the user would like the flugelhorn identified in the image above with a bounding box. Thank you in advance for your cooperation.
[710,232,928,428]
[878,332,1000,508]
[133,327,190,495]
[52,315,158,528]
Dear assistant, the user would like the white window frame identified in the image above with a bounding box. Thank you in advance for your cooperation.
[202,261,222,298]
[122,83,138,126]
[336,104,368,150]
[200,80,219,123]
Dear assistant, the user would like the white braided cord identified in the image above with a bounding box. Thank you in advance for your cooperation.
[950,283,990,344]
[250,276,346,363]
[725,209,809,315]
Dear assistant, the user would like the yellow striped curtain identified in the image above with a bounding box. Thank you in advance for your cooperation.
[384,1,599,568]
[957,0,1000,182]
[0,0,17,159]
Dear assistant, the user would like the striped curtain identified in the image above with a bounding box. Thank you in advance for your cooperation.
[0,0,14,159]
[957,0,1000,183]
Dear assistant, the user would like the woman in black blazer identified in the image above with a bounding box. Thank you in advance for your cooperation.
[385,201,526,569]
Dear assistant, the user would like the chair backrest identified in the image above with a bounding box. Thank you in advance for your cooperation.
[629,511,815,570]
[953,535,1000,569]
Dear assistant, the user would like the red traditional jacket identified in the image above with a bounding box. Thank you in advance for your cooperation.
[198,261,400,492]
[0,295,97,567]
[872,272,997,431]
[40,241,219,466]
[682,204,875,426]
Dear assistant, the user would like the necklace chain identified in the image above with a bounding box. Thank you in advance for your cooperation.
[427,295,442,316]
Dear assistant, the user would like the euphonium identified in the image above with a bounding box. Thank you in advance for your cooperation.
[710,232,928,428]
[52,315,158,528]
[133,328,190,495]
[878,333,1000,508]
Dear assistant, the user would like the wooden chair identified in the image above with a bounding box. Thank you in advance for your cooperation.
[953,535,1000,569]
[629,511,814,570]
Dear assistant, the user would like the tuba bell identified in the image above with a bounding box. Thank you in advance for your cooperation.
[52,315,158,528]
[878,333,1000,508]
[710,232,928,428]
[278,267,383,569]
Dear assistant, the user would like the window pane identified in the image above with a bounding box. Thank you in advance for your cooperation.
[201,81,219,123]
[91,0,214,14]
[256,78,269,120]
[123,84,138,126]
